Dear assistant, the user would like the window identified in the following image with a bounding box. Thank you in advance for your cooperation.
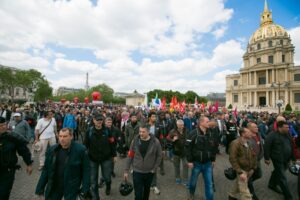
[295,93,300,103]
[294,74,300,81]
[257,43,261,50]
[233,95,238,103]
[234,80,238,86]
[257,57,261,63]
[258,77,266,85]
[282,55,285,63]
[268,40,272,47]
[280,39,283,45]
[268,55,274,64]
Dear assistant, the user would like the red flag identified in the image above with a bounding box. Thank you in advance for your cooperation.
[233,106,238,118]
[188,103,191,110]
[214,101,219,112]
[161,97,166,111]
[194,97,198,109]
[180,102,185,113]
[201,102,205,111]
[208,105,213,113]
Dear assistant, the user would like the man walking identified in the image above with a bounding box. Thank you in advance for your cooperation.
[10,112,31,142]
[0,117,33,200]
[228,128,257,200]
[35,128,90,200]
[264,121,295,200]
[124,123,162,200]
[84,114,117,199]
[186,116,219,200]
[35,110,57,170]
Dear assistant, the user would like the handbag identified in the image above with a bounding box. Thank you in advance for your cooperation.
[224,167,237,180]
[32,119,52,153]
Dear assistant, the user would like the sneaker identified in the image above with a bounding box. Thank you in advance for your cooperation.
[175,178,181,184]
[111,171,116,178]
[38,166,44,171]
[105,188,110,195]
[182,181,189,188]
[153,186,160,195]
[187,194,194,200]
[160,170,165,176]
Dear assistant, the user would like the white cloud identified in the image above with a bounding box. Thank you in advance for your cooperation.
[289,26,300,65]
[53,58,99,72]
[212,26,228,39]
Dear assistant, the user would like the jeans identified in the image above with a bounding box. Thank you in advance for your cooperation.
[189,162,213,200]
[173,155,188,181]
[90,159,112,200]
[269,160,292,200]
[133,171,154,200]
[0,169,15,200]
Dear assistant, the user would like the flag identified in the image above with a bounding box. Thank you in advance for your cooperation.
[201,102,205,112]
[194,97,198,109]
[233,106,238,118]
[152,93,161,108]
[155,93,160,105]
[208,105,213,113]
[214,101,219,112]
[180,102,185,113]
[161,97,166,111]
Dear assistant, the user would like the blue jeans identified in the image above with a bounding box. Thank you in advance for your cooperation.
[90,159,112,200]
[189,162,213,200]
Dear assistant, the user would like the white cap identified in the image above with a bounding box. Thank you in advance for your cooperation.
[13,113,21,117]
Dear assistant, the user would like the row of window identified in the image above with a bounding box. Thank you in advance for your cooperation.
[233,74,300,87]
[256,40,284,50]
[256,55,285,64]
[233,93,300,103]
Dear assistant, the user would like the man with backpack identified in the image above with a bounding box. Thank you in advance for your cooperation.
[84,114,117,199]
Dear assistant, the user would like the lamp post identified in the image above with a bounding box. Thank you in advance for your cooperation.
[270,81,289,114]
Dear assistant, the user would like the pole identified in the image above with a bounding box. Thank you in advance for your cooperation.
[278,83,281,114]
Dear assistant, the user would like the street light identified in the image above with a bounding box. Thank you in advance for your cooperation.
[270,81,289,114]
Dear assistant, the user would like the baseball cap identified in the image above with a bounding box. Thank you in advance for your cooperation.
[13,113,21,117]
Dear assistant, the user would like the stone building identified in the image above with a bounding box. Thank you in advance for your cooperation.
[226,0,300,111]
[124,90,145,106]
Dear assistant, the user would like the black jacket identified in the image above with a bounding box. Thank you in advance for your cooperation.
[0,132,32,170]
[84,126,117,162]
[35,142,90,200]
[186,128,219,163]
[264,131,295,163]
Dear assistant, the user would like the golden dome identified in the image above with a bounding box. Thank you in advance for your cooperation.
[249,0,288,44]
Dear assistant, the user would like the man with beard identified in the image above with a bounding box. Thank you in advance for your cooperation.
[125,113,140,149]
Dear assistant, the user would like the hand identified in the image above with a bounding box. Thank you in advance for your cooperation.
[124,173,128,181]
[26,165,33,175]
[34,139,39,144]
[173,136,178,141]
[188,162,193,168]
[265,160,271,165]
[239,173,247,182]
[247,169,254,177]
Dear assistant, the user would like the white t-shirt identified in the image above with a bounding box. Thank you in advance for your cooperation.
[35,118,56,139]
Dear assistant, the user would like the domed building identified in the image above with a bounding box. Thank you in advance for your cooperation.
[226,0,300,112]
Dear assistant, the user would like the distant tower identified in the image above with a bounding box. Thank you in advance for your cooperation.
[85,72,90,90]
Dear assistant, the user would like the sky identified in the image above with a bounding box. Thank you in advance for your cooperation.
[0,0,300,95]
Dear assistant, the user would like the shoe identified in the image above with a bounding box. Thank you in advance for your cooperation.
[187,194,194,200]
[160,170,165,176]
[182,181,189,188]
[228,195,237,200]
[111,171,116,178]
[105,188,110,195]
[38,166,44,171]
[153,186,160,195]
[175,178,181,184]
[252,193,259,200]
[105,185,111,195]
[98,179,105,188]
[268,185,283,194]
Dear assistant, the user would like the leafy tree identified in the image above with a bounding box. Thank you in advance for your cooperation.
[34,80,53,101]
[285,103,292,112]
[228,104,233,109]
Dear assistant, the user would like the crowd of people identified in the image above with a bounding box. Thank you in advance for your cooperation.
[0,102,300,200]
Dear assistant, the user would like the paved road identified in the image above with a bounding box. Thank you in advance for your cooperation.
[10,147,299,200]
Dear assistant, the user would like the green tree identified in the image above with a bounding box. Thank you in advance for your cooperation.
[34,80,53,101]
[228,104,233,109]
[285,103,292,112]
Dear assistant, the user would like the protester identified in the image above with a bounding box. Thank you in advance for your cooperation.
[228,128,257,200]
[84,113,116,199]
[35,110,57,170]
[124,123,162,200]
[35,128,90,200]
[0,116,33,200]
[186,116,219,200]
[264,121,296,200]
[9,112,31,142]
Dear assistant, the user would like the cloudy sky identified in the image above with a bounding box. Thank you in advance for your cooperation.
[0,0,300,95]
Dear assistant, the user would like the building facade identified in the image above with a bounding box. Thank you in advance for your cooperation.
[226,1,300,111]
[124,90,145,106]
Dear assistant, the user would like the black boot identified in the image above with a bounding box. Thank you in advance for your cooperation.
[105,183,111,195]
[228,195,237,200]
